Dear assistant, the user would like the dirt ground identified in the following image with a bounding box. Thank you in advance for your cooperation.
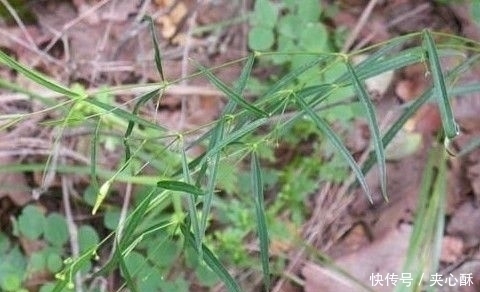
[2,0,480,292]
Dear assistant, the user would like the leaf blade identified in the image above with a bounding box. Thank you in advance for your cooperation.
[423,29,459,140]
[293,94,372,202]
[346,61,387,201]
[251,151,270,290]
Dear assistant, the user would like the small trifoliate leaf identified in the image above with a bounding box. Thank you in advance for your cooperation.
[46,252,63,273]
[18,205,45,240]
[78,225,99,253]
[83,184,97,207]
[103,209,121,230]
[248,27,275,51]
[298,0,321,22]
[252,0,277,28]
[43,213,69,246]
[299,22,328,51]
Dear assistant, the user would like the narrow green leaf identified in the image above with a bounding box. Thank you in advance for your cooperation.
[0,50,80,98]
[363,54,479,175]
[143,15,165,81]
[0,48,162,134]
[423,29,459,140]
[181,148,201,250]
[355,47,423,83]
[235,53,255,94]
[121,186,158,242]
[354,35,413,69]
[90,118,101,191]
[195,61,268,117]
[251,151,270,290]
[184,54,256,153]
[181,224,242,292]
[204,118,268,160]
[199,147,221,242]
[124,89,161,161]
[117,240,139,292]
[346,61,387,201]
[156,180,204,197]
[196,115,226,228]
[94,187,158,277]
[87,98,166,132]
[397,146,446,292]
[293,94,372,202]
[262,55,329,98]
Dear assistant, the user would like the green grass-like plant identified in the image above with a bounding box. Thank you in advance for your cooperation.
[1,8,480,289]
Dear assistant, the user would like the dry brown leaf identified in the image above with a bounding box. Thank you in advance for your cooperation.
[447,201,480,248]
[441,235,464,264]
[0,156,31,206]
[302,224,412,292]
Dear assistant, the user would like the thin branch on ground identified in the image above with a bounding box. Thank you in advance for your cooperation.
[353,3,430,50]
[61,171,82,292]
[178,0,202,129]
[341,0,380,53]
[0,0,36,47]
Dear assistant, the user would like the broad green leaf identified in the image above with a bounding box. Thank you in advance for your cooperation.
[104,210,121,230]
[43,213,69,246]
[299,23,328,51]
[251,0,277,28]
[78,225,100,253]
[0,233,10,253]
[46,252,63,273]
[249,27,275,51]
[471,0,480,26]
[0,247,26,292]
[30,252,46,272]
[18,205,45,240]
[277,15,297,38]
[298,0,321,22]
[123,251,148,276]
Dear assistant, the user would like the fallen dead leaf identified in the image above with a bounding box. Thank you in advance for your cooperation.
[440,235,464,264]
[447,201,480,248]
[439,252,480,292]
[0,156,31,206]
[302,224,412,292]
